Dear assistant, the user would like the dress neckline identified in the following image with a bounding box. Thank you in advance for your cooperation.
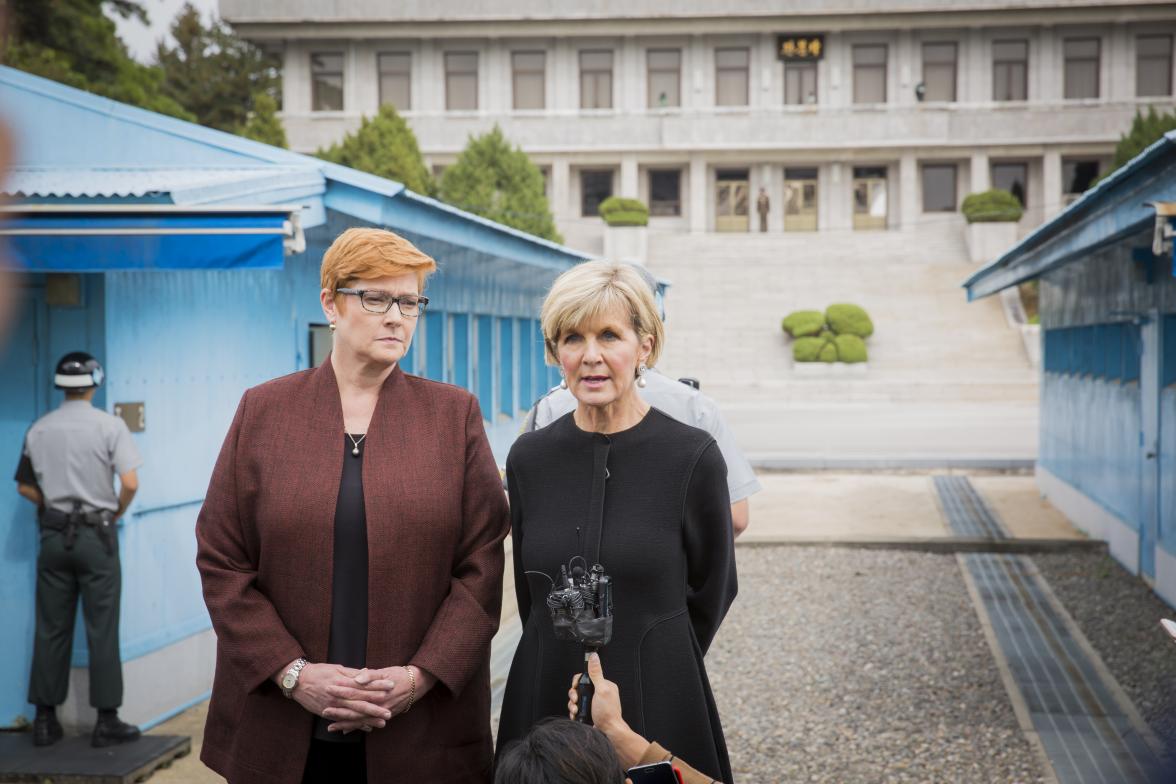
[566,407,657,439]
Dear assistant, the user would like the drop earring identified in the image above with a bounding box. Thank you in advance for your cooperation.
[636,362,648,388]
[329,322,337,333]
[559,375,568,390]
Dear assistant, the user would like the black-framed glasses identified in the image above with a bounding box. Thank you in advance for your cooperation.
[336,288,429,318]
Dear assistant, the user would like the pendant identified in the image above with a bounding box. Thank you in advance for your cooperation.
[352,446,360,456]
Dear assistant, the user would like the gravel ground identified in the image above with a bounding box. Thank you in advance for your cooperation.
[1033,551,1176,753]
[706,547,1045,783]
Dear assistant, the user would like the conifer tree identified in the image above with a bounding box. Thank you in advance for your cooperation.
[439,126,561,243]
[316,105,434,195]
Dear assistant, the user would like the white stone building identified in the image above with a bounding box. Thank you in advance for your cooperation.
[222,0,1176,253]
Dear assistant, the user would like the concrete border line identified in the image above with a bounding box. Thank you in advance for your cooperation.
[955,552,1061,784]
[750,457,1037,471]
[1019,556,1169,760]
[735,537,1106,554]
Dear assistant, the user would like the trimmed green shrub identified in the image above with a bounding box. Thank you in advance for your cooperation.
[817,342,838,363]
[834,334,868,363]
[826,304,874,338]
[793,337,826,362]
[781,310,825,337]
[599,197,650,227]
[961,189,1023,223]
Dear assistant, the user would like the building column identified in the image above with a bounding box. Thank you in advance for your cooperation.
[689,156,708,233]
[899,152,919,230]
[1042,150,1063,221]
[552,158,572,224]
[825,162,844,231]
[620,155,639,198]
[970,151,990,194]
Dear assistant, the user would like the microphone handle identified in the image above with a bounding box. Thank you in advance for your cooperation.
[575,670,594,725]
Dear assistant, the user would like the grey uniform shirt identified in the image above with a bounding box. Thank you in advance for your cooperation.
[526,369,762,503]
[15,400,142,514]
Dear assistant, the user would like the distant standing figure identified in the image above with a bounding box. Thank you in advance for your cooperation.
[15,352,142,749]
[756,188,770,232]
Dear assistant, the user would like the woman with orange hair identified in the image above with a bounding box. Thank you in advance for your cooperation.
[196,228,509,784]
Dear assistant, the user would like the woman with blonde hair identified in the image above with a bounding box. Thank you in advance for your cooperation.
[496,261,737,783]
[196,228,509,783]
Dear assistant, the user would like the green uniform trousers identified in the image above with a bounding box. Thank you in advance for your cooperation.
[28,526,123,709]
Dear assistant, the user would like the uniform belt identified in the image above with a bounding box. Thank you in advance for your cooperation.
[39,507,116,554]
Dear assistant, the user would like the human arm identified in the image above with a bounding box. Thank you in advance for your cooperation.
[730,498,749,539]
[17,483,42,506]
[194,392,307,692]
[568,654,722,784]
[404,396,510,697]
[14,442,42,507]
[683,442,738,655]
[113,470,138,521]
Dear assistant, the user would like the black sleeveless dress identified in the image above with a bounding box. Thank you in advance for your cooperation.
[496,408,738,783]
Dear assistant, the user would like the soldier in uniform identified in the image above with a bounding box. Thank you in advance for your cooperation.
[522,266,761,536]
[14,352,143,748]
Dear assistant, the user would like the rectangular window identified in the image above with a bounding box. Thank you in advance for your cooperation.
[647,49,682,108]
[649,169,682,217]
[445,51,478,111]
[992,40,1028,101]
[580,50,614,109]
[922,42,957,102]
[715,47,750,107]
[377,52,411,111]
[921,164,957,212]
[581,169,614,216]
[853,44,887,104]
[512,51,546,110]
[1062,158,1100,196]
[311,52,344,111]
[992,162,1028,207]
[1064,38,1100,99]
[784,61,818,104]
[1137,35,1173,97]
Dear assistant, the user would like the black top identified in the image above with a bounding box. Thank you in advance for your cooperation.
[313,434,369,744]
[496,409,738,782]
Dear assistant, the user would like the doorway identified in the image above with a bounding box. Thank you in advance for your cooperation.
[853,166,888,230]
[784,167,819,231]
[715,169,750,232]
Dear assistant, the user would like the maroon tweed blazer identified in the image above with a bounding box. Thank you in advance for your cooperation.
[195,358,509,783]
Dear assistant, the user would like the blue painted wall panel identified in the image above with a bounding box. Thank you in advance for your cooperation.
[499,318,514,417]
[451,314,470,390]
[425,312,445,381]
[477,315,494,416]
[518,319,533,412]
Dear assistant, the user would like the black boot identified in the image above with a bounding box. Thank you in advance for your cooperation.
[91,710,140,748]
[32,706,63,747]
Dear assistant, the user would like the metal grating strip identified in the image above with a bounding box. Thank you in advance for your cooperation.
[935,475,1007,539]
[963,552,1165,783]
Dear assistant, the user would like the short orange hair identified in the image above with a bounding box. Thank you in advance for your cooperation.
[320,228,437,299]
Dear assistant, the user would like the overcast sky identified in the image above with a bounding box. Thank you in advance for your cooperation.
[112,0,221,62]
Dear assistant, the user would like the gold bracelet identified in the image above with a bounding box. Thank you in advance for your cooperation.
[403,666,416,713]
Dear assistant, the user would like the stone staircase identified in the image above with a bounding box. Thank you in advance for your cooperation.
[645,226,1039,463]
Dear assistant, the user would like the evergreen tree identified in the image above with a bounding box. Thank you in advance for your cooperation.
[439,126,561,243]
[1108,106,1176,173]
[316,105,433,195]
[3,0,194,120]
[241,93,287,148]
[154,4,282,137]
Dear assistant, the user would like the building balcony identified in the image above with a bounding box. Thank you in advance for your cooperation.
[282,100,1146,157]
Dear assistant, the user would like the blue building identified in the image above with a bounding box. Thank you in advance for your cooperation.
[965,131,1176,607]
[0,66,590,731]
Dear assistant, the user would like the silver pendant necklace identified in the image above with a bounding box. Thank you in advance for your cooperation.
[346,432,367,457]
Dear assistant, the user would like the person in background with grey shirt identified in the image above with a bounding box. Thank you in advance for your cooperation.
[522,266,760,537]
[14,352,142,749]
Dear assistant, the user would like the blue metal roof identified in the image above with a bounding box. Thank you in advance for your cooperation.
[963,129,1176,300]
[0,65,592,270]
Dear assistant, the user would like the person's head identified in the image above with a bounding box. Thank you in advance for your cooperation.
[54,352,103,401]
[319,228,437,370]
[494,718,624,784]
[540,261,664,410]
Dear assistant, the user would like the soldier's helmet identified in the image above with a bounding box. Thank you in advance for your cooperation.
[54,352,104,390]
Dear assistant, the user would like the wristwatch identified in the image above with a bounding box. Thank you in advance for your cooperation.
[280,658,308,698]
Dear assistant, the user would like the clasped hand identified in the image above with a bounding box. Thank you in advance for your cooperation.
[291,663,425,734]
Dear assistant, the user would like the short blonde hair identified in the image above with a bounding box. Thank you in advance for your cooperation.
[320,228,437,302]
[540,261,664,367]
